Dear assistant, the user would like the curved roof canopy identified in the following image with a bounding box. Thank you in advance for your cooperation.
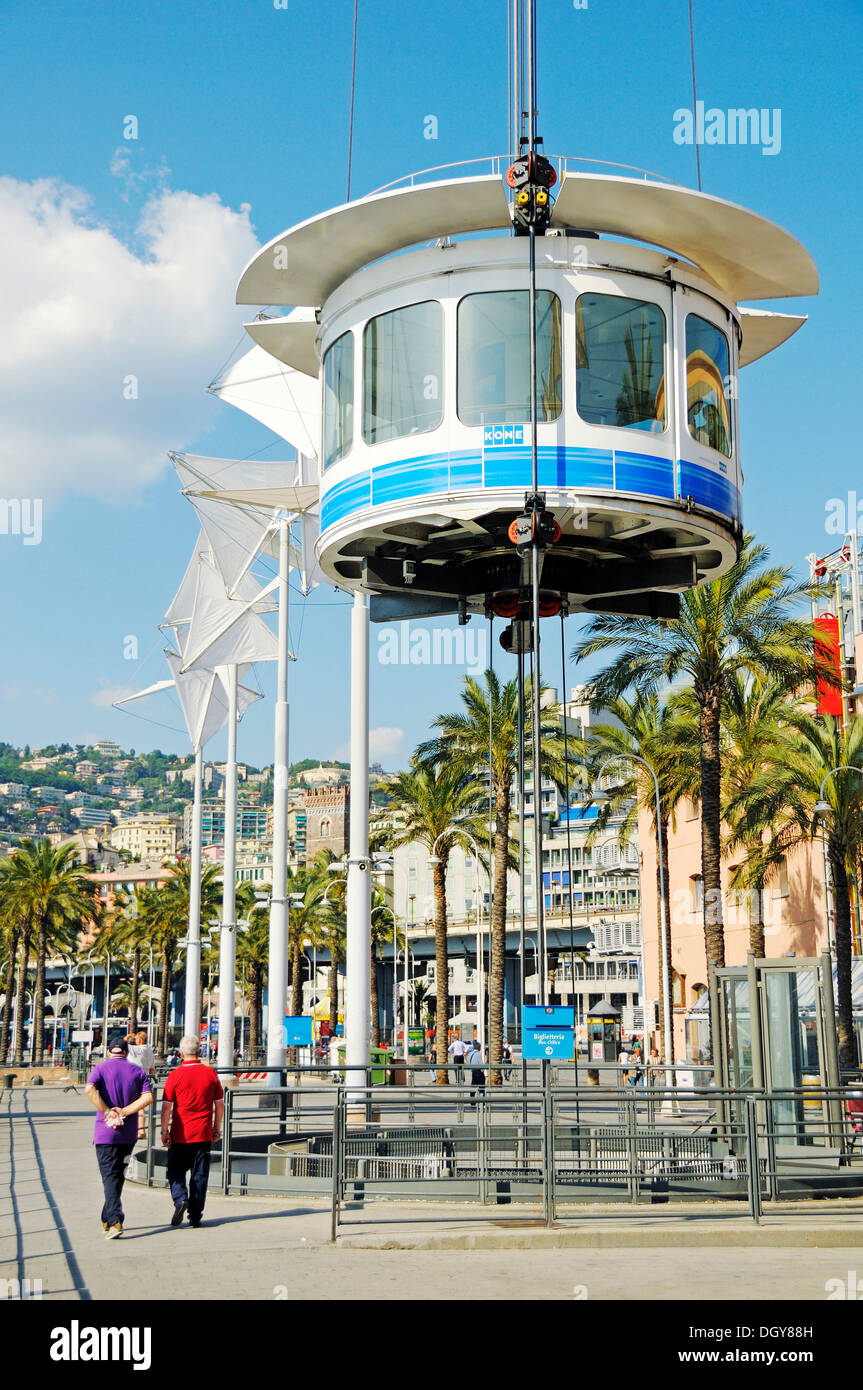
[236,175,510,309]
[737,307,807,366]
[244,317,319,377]
[550,174,818,303]
[236,171,817,312]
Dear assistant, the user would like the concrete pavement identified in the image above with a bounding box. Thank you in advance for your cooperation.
[4,1087,863,1301]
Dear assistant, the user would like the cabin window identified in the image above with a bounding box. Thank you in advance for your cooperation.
[685,314,732,457]
[322,331,354,469]
[575,293,667,432]
[362,301,444,445]
[457,290,562,424]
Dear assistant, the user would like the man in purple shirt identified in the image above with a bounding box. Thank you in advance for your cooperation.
[85,1033,153,1239]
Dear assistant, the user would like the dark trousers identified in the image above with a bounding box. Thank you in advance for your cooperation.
[166,1141,212,1219]
[95,1143,134,1226]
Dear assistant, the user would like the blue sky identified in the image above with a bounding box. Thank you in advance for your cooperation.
[0,0,860,769]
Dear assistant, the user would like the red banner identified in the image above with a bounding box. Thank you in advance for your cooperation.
[814,613,843,716]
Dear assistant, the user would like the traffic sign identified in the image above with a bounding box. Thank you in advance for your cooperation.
[522,1005,575,1060]
[523,1006,575,1030]
[284,1015,313,1047]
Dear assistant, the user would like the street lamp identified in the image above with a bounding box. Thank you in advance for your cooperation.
[372,904,401,1050]
[430,825,486,1052]
[524,936,539,1003]
[594,755,671,1082]
[77,954,97,1035]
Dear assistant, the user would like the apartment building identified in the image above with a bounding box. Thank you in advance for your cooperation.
[109,812,180,861]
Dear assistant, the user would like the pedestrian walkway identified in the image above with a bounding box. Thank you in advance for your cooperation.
[4,1087,863,1301]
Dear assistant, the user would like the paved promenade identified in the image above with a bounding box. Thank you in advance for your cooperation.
[4,1087,863,1301]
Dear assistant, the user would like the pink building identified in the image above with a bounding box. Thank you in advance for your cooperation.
[639,799,830,1058]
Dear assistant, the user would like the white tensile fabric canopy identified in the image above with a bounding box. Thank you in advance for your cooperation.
[172,451,324,597]
[171,453,291,599]
[179,550,279,675]
[114,655,261,751]
[208,343,321,461]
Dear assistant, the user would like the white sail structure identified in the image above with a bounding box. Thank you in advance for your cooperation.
[162,530,211,646]
[114,647,261,1040]
[170,453,299,598]
[194,335,325,1076]
[179,552,279,674]
[208,337,320,463]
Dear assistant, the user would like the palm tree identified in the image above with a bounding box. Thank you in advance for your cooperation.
[150,862,221,1053]
[10,916,33,1065]
[106,889,154,1034]
[0,900,20,1062]
[573,534,823,974]
[325,913,346,1046]
[721,673,795,958]
[410,978,432,1033]
[735,712,863,1067]
[0,840,99,1064]
[283,861,330,1065]
[581,690,698,1061]
[419,670,570,1082]
[369,889,395,1049]
[387,757,483,1082]
[235,882,269,1059]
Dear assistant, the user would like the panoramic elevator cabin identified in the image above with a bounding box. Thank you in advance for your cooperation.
[235,167,817,621]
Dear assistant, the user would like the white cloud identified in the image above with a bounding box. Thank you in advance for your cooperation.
[368,726,404,759]
[2,684,58,706]
[109,147,172,202]
[335,726,404,764]
[0,176,260,499]
[90,679,141,709]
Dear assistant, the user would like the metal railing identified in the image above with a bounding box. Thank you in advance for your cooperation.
[130,1067,863,1236]
[367,154,680,198]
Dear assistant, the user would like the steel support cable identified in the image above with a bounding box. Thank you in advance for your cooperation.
[560,609,580,1109]
[687,0,702,191]
[525,0,545,1005]
[488,607,494,1053]
[346,0,360,201]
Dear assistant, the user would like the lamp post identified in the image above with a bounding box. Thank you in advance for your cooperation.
[325,854,391,1085]
[524,936,539,1003]
[371,904,399,1049]
[594,755,671,1079]
[78,955,96,1034]
[430,828,485,1053]
[25,990,34,1064]
[147,945,155,1047]
[101,952,112,1051]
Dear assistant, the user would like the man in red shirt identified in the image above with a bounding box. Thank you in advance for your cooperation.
[161,1035,224,1228]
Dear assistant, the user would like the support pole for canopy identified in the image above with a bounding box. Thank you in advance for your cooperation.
[184,745,204,1037]
[217,664,239,1070]
[267,518,290,1082]
[346,592,371,1096]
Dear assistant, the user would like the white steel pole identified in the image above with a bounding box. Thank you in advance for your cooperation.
[850,531,862,640]
[102,952,111,1051]
[218,663,239,1070]
[184,745,204,1037]
[346,591,371,1095]
[267,517,291,1083]
[147,947,154,1047]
